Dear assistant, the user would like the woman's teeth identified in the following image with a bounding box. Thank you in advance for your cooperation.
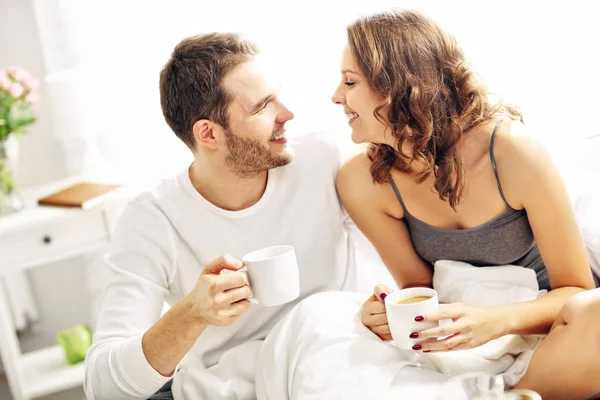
[346,112,358,122]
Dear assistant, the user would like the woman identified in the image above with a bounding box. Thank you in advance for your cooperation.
[333,9,600,400]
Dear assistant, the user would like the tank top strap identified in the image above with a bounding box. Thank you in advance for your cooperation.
[489,119,513,209]
[388,174,409,214]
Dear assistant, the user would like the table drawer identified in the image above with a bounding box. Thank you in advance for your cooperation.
[0,210,109,269]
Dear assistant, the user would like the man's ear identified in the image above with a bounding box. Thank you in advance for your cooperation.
[192,119,223,150]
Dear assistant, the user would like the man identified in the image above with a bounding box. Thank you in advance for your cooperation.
[84,33,361,399]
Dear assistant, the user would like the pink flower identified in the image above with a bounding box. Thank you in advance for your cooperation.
[18,72,30,83]
[25,77,40,92]
[0,70,10,90]
[25,92,39,103]
[4,66,39,94]
[8,83,24,98]
[7,66,35,92]
[6,65,26,79]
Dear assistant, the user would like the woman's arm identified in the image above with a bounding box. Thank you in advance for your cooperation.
[337,151,433,289]
[492,134,595,335]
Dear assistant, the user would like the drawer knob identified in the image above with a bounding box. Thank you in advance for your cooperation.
[42,235,52,245]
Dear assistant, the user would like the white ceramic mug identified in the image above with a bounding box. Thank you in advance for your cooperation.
[384,287,439,350]
[241,245,300,307]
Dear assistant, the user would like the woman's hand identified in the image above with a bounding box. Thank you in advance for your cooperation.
[412,303,511,352]
[360,284,393,340]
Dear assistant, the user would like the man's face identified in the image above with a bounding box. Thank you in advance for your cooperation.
[221,59,295,178]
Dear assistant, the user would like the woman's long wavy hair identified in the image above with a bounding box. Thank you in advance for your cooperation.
[347,10,522,209]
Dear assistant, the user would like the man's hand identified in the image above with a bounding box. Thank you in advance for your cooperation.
[187,254,253,326]
[142,255,252,377]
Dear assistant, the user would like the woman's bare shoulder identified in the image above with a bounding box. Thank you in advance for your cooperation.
[492,121,559,207]
[493,121,551,173]
[337,147,377,201]
[337,147,404,218]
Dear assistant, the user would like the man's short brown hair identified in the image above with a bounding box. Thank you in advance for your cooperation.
[159,33,259,148]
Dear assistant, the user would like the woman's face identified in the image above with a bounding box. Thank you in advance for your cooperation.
[331,44,391,145]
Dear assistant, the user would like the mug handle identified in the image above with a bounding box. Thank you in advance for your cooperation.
[220,267,258,304]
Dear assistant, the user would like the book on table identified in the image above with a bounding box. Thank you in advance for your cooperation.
[37,182,122,209]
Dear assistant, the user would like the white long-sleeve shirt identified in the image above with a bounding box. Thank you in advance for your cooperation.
[84,133,362,399]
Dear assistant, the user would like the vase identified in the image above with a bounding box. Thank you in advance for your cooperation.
[0,135,24,216]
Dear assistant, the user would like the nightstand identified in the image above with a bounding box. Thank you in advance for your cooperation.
[0,177,137,400]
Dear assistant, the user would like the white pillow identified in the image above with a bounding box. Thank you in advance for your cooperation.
[576,185,600,282]
[549,134,600,284]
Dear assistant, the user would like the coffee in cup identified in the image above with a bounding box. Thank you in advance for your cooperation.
[397,295,432,304]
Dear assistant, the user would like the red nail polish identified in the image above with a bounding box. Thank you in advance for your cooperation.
[380,293,387,302]
[412,344,422,351]
[409,332,419,339]
[415,315,424,322]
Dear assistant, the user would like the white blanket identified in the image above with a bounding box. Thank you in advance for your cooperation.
[428,261,546,387]
[255,260,545,399]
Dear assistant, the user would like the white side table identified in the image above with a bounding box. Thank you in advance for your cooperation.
[0,178,136,400]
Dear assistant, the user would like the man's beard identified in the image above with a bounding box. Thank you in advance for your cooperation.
[224,130,293,178]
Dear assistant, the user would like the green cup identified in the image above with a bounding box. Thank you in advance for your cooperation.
[57,324,93,365]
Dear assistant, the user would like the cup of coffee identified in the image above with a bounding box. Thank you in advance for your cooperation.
[241,245,300,307]
[384,287,439,350]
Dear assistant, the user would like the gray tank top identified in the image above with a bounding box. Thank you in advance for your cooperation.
[388,120,550,291]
